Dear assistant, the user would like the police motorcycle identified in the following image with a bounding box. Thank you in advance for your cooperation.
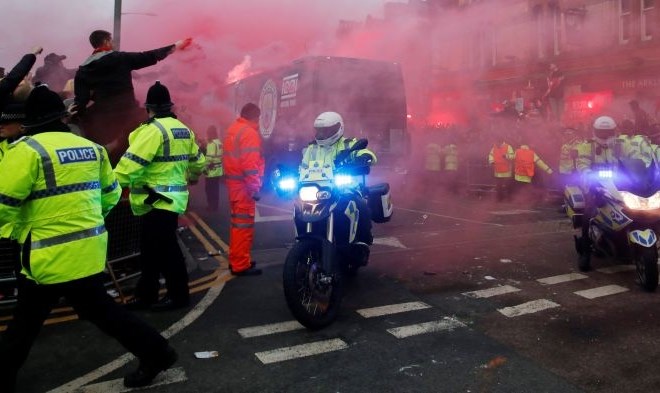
[273,139,393,329]
[565,156,660,292]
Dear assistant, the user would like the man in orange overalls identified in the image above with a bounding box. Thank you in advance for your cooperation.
[488,137,515,201]
[222,103,264,276]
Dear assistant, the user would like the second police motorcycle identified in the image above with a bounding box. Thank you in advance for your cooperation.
[565,128,660,292]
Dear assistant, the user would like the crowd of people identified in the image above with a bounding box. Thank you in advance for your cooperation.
[411,98,659,206]
[0,28,237,390]
[0,27,384,390]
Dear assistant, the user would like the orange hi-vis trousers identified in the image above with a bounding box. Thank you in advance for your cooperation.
[228,187,256,272]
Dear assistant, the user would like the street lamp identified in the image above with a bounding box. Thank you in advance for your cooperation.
[113,0,122,50]
[113,0,156,51]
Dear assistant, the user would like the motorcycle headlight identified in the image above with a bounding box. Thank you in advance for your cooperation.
[299,186,319,201]
[334,174,355,187]
[620,191,660,210]
[277,177,297,192]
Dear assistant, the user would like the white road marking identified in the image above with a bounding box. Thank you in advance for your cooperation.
[238,320,305,338]
[490,209,540,215]
[574,285,629,299]
[498,299,560,318]
[596,265,636,274]
[372,236,407,249]
[462,285,521,298]
[78,367,187,392]
[255,338,348,364]
[356,301,431,318]
[49,278,229,393]
[386,317,466,339]
[537,273,588,285]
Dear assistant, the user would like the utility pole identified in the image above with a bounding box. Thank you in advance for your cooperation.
[113,0,122,50]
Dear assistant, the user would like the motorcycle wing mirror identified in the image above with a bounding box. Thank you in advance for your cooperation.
[271,163,298,199]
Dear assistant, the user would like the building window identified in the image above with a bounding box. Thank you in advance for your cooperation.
[641,0,655,41]
[534,5,546,58]
[534,3,561,58]
[620,0,632,44]
[550,3,561,55]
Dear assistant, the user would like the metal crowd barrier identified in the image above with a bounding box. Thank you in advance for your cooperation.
[0,200,142,306]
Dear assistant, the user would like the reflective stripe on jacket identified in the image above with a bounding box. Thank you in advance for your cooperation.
[443,144,458,171]
[576,135,655,174]
[0,132,121,284]
[115,117,206,216]
[559,138,582,174]
[300,136,377,181]
[222,117,265,197]
[425,143,441,172]
[514,145,552,183]
[205,138,223,177]
[488,143,514,177]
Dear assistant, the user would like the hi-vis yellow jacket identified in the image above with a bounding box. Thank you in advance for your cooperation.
[0,131,121,284]
[115,117,206,216]
[300,136,377,182]
[205,138,223,177]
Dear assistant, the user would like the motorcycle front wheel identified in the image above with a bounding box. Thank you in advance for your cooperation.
[283,240,344,330]
[634,245,659,292]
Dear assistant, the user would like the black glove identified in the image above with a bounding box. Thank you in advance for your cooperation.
[252,192,261,201]
[354,155,372,166]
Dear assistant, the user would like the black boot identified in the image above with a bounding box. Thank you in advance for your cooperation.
[124,346,177,388]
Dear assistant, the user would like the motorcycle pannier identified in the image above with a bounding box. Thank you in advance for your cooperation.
[367,183,393,223]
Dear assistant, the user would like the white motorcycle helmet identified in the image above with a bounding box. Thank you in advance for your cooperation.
[314,111,344,146]
[593,115,617,145]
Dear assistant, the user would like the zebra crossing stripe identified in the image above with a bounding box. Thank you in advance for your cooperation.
[596,265,636,274]
[79,367,186,392]
[255,338,349,364]
[574,285,629,299]
[498,299,560,318]
[238,320,305,338]
[537,273,588,285]
[386,317,466,339]
[462,285,520,298]
[356,301,431,318]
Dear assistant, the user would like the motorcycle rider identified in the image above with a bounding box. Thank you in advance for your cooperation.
[574,115,655,270]
[299,111,377,245]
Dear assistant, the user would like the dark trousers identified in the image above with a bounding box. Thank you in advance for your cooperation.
[495,177,512,201]
[205,176,221,211]
[0,273,170,392]
[135,209,189,304]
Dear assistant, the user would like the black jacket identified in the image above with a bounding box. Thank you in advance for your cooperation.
[0,54,36,111]
[73,45,174,113]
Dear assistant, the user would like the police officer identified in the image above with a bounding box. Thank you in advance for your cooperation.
[299,111,377,245]
[0,85,177,391]
[204,125,223,211]
[558,127,584,188]
[0,101,28,163]
[575,116,655,270]
[115,81,205,311]
[442,131,459,194]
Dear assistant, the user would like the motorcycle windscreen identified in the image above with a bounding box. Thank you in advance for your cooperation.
[614,158,659,198]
